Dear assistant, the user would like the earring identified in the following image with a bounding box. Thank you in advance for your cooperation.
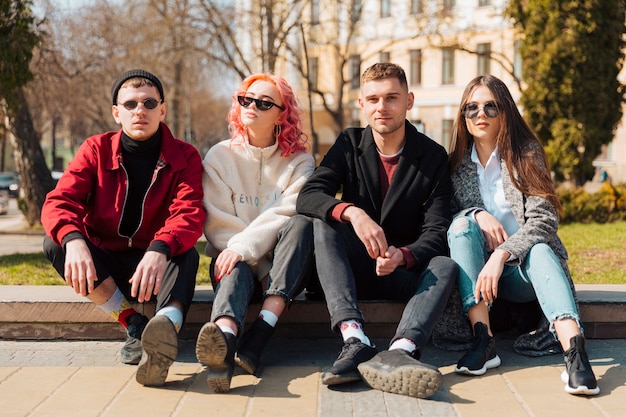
[273,124,282,139]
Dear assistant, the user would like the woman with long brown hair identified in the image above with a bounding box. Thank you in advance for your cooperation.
[447,75,598,395]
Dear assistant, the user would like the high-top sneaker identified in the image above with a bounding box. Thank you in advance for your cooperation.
[455,322,501,376]
[561,334,600,395]
[235,318,275,375]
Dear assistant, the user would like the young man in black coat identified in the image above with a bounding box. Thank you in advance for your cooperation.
[296,62,457,399]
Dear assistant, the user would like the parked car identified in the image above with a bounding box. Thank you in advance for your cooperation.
[0,189,8,215]
[0,172,19,198]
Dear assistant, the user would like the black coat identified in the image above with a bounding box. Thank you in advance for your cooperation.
[296,121,452,270]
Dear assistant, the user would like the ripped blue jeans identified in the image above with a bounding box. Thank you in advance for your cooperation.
[447,214,580,333]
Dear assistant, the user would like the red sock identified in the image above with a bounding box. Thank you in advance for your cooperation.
[118,308,139,328]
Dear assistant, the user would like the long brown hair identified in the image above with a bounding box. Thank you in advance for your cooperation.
[448,75,561,212]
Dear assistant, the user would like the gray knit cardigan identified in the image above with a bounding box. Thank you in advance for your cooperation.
[432,143,576,356]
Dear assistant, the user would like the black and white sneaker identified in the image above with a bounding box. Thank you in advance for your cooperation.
[321,337,377,385]
[455,322,501,376]
[561,334,600,395]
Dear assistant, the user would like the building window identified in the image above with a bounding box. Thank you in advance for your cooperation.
[381,0,391,18]
[478,0,492,6]
[351,0,363,22]
[379,51,390,63]
[441,119,453,150]
[410,49,422,85]
[514,40,523,80]
[410,0,424,14]
[442,48,455,85]
[443,0,455,11]
[477,43,491,75]
[308,57,319,91]
[349,55,361,90]
[311,0,320,25]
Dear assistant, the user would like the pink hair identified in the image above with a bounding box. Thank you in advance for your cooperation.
[227,73,309,156]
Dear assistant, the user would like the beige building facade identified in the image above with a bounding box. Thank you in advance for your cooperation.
[288,0,626,183]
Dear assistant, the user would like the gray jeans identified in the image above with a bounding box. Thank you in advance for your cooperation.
[210,215,315,331]
[312,218,457,349]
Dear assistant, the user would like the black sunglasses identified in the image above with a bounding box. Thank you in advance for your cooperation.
[462,101,499,119]
[118,98,162,111]
[237,95,284,111]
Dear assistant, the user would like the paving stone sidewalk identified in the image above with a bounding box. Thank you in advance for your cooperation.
[1,337,624,417]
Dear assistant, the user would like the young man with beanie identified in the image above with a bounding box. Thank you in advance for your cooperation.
[296,62,457,399]
[42,69,206,387]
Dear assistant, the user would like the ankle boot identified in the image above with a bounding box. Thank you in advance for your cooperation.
[561,334,600,395]
[196,322,237,393]
[235,318,275,375]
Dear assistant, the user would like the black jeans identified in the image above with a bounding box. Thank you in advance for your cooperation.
[43,235,198,320]
[210,215,315,332]
[312,218,457,349]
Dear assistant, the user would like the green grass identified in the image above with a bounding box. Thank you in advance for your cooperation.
[558,221,626,284]
[1,223,624,285]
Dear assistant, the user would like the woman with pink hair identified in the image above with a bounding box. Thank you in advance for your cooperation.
[195,73,315,393]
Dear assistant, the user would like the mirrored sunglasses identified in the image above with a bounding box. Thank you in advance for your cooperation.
[462,101,499,119]
[237,95,284,111]
[118,98,161,111]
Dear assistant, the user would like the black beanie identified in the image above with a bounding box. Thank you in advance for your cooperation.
[111,69,164,105]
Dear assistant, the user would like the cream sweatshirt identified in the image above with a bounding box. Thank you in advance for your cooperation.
[202,136,315,279]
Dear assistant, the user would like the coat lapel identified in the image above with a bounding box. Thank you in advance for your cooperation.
[380,122,421,223]
[357,128,383,217]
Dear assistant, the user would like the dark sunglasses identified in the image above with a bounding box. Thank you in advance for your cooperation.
[237,95,284,111]
[462,101,499,119]
[118,98,162,111]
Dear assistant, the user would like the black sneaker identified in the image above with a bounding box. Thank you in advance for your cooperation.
[455,322,501,376]
[321,337,377,385]
[235,318,275,375]
[561,334,600,395]
[135,315,178,386]
[121,313,149,365]
[358,349,443,399]
[196,322,237,393]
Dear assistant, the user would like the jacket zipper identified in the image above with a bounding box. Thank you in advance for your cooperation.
[118,157,165,248]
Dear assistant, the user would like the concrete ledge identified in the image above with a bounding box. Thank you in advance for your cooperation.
[1,284,625,340]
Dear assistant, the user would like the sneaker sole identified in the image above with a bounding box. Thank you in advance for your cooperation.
[235,353,257,375]
[195,323,232,393]
[321,370,362,386]
[358,362,443,398]
[455,355,502,376]
[135,316,178,387]
[560,371,600,395]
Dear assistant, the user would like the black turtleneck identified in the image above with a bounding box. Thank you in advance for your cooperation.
[118,128,170,257]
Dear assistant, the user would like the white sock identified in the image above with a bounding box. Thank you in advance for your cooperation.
[339,319,371,346]
[389,338,416,354]
[219,325,236,336]
[98,288,124,314]
[259,310,279,327]
[156,306,183,333]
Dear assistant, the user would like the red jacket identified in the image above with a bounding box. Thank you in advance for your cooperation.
[42,123,206,256]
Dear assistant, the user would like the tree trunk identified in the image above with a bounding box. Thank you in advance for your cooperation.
[7,89,54,227]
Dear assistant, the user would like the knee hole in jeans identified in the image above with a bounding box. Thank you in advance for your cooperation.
[450,217,471,235]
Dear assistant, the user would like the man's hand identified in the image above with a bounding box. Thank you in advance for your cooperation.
[375,245,405,276]
[64,239,98,296]
[130,251,168,302]
[475,210,509,250]
[213,249,243,283]
[342,206,388,259]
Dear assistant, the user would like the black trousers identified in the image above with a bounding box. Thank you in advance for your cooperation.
[43,235,198,320]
